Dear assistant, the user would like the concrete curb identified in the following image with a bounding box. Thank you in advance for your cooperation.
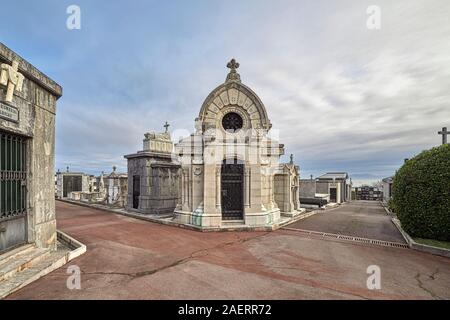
[57,199,319,232]
[57,230,87,261]
[391,218,450,259]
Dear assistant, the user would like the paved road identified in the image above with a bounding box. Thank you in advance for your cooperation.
[7,201,450,299]
[287,201,405,243]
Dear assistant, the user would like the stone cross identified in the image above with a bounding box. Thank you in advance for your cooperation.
[226,59,241,82]
[227,59,240,72]
[0,60,25,103]
[438,127,449,145]
[164,121,170,133]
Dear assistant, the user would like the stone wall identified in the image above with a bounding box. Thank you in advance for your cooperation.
[315,181,329,195]
[299,179,316,198]
[0,43,62,251]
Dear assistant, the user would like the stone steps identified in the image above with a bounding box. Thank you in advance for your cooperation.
[0,246,52,284]
[0,246,71,299]
[0,244,35,267]
[0,231,86,299]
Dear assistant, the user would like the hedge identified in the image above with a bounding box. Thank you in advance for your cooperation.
[392,144,450,241]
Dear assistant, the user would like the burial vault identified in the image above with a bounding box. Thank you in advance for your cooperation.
[173,59,304,228]
[0,43,62,253]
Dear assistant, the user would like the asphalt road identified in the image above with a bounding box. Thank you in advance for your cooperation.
[7,201,450,300]
[287,201,406,243]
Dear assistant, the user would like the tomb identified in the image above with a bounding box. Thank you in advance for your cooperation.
[124,127,181,214]
[172,59,304,228]
[0,43,61,252]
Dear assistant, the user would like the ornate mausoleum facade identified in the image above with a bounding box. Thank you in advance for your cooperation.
[173,59,304,228]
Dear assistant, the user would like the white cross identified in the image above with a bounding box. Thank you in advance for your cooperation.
[438,127,449,145]
[0,60,24,103]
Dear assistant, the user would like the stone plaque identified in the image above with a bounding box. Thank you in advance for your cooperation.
[0,102,19,123]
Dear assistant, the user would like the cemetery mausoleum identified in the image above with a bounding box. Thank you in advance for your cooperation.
[0,43,61,253]
[174,59,305,228]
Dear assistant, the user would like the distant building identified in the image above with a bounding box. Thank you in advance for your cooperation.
[299,177,329,208]
[299,173,352,207]
[382,176,394,203]
[355,185,383,201]
[316,172,351,204]
[55,168,91,199]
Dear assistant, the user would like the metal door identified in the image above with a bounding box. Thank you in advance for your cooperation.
[0,130,27,253]
[63,175,82,198]
[330,187,337,203]
[221,160,244,220]
[132,175,140,209]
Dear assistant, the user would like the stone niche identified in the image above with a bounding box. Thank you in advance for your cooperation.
[124,131,181,214]
[274,162,304,217]
[0,43,62,252]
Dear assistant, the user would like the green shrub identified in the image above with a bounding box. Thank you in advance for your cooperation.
[387,198,396,213]
[392,144,450,241]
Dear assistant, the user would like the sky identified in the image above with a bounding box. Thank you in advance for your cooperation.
[1,0,449,186]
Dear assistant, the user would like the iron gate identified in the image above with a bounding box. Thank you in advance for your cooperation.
[0,130,28,253]
[221,160,244,220]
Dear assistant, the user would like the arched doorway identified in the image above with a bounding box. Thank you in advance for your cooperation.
[221,159,244,220]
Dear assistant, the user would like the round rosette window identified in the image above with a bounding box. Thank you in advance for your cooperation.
[222,112,243,133]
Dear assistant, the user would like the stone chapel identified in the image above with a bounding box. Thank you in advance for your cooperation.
[172,59,304,229]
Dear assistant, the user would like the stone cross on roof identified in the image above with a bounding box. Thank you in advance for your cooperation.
[438,127,449,145]
[0,60,24,103]
[164,121,170,133]
[227,59,239,72]
[226,58,241,83]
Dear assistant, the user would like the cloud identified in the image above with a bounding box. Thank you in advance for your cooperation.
[2,0,449,181]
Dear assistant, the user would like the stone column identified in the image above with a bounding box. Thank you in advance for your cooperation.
[244,167,250,208]
[216,166,221,208]
[268,173,276,210]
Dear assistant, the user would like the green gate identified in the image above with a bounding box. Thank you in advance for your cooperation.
[0,130,28,253]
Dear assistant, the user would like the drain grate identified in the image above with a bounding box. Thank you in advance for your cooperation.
[282,227,409,249]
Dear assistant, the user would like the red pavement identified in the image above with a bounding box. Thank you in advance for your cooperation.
[6,201,450,300]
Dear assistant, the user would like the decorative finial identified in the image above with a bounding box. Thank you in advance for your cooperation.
[226,58,241,82]
[164,121,170,133]
[66,166,69,173]
[113,165,117,172]
[290,154,294,164]
[227,59,239,72]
